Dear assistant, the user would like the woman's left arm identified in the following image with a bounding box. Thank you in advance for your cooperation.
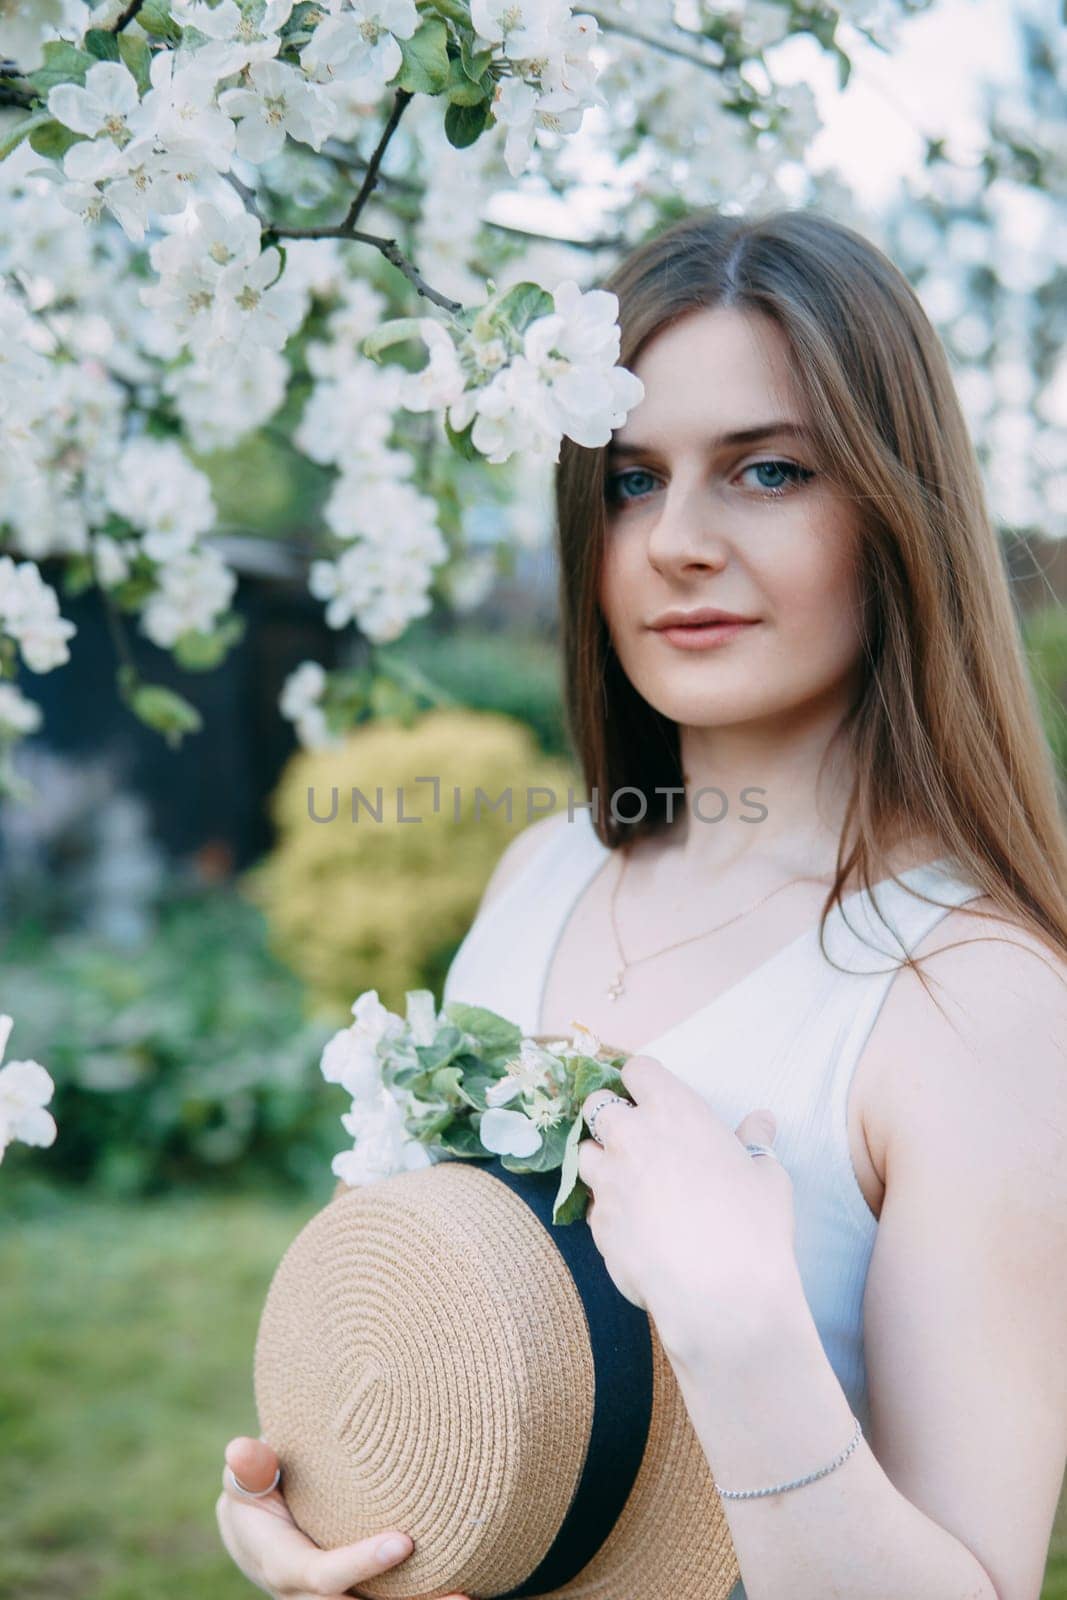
[578,920,1067,1600]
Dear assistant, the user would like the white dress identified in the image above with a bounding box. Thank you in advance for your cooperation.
[442,806,985,1599]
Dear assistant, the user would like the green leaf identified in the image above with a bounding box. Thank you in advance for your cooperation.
[26,39,97,95]
[28,120,85,159]
[442,1002,522,1061]
[430,1064,464,1099]
[498,1117,571,1174]
[112,570,157,610]
[61,554,96,598]
[84,28,122,62]
[459,33,495,84]
[118,33,153,93]
[488,281,555,337]
[553,1173,591,1226]
[436,1121,489,1158]
[413,1023,466,1072]
[0,110,54,162]
[450,1063,502,1113]
[135,0,182,41]
[395,16,451,95]
[128,685,203,749]
[832,43,852,90]
[359,315,428,363]
[552,1110,586,1224]
[444,98,491,149]
[280,1,323,38]
[444,411,479,461]
[171,614,246,671]
[446,56,489,106]
[368,674,418,723]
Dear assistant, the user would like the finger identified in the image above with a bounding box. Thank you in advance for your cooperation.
[225,1435,281,1496]
[307,1529,415,1595]
[580,1089,629,1138]
[219,1485,414,1598]
[735,1108,777,1146]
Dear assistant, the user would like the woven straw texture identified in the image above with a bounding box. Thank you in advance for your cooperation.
[254,1043,741,1599]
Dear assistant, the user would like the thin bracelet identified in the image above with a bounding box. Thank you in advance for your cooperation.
[715,1414,863,1500]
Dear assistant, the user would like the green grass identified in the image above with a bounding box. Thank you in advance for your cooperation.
[1,1191,1064,1599]
[0,1190,318,1600]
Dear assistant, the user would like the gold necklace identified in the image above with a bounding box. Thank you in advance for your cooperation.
[605,843,813,1001]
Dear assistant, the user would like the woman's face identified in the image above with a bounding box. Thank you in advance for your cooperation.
[598,305,867,735]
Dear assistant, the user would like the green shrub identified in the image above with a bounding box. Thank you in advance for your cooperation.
[0,889,342,1201]
[241,705,580,1018]
[386,627,569,757]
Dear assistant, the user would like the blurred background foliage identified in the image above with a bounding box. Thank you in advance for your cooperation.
[243,705,578,1017]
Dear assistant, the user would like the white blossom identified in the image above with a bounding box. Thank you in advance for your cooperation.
[331,1085,433,1186]
[218,58,337,161]
[0,683,43,736]
[478,1104,543,1158]
[140,545,237,647]
[48,60,142,144]
[170,0,294,78]
[0,1014,56,1165]
[0,557,77,672]
[300,0,419,90]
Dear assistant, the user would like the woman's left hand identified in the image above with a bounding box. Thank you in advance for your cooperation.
[578,1053,799,1364]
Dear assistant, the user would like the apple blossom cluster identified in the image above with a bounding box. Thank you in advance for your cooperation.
[0,1014,57,1166]
[396,277,646,464]
[321,989,438,1187]
[279,659,341,749]
[293,271,451,644]
[321,986,627,1222]
[0,0,938,784]
[0,552,77,739]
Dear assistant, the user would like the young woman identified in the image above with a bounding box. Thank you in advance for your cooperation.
[216,207,1067,1600]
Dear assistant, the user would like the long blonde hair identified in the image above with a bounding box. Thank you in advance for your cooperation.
[554,205,1067,994]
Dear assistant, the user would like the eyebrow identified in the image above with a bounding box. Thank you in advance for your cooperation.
[607,421,813,456]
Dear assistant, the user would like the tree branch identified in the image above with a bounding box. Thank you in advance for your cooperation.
[108,0,147,32]
[268,218,465,313]
[341,85,413,233]
[251,85,467,312]
[584,8,726,71]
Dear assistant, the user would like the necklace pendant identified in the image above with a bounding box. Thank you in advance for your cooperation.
[606,969,626,1001]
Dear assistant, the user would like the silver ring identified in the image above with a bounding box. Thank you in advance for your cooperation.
[585,1093,632,1145]
[227,1464,281,1498]
[745,1141,778,1161]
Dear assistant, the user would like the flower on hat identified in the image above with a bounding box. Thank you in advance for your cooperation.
[0,1013,57,1165]
[323,990,629,1223]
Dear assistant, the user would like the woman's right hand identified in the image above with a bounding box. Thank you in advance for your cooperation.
[216,1435,472,1600]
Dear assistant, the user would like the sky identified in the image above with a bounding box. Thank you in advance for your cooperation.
[777,0,1027,208]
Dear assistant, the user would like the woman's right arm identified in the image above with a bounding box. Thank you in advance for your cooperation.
[216,1436,471,1600]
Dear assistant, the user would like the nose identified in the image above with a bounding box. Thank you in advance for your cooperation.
[644,483,730,577]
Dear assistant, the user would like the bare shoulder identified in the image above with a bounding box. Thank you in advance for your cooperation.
[477,810,571,914]
[862,893,1067,1179]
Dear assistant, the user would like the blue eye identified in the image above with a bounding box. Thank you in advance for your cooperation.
[604,467,659,504]
[741,460,815,496]
[603,458,815,508]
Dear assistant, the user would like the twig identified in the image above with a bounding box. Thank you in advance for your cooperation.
[584,7,726,71]
[100,584,139,683]
[267,220,464,313]
[341,85,413,233]
[109,0,147,32]
[253,88,463,310]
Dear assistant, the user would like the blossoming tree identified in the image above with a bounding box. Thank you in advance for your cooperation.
[0,0,934,780]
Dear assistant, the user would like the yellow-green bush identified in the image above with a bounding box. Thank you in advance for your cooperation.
[241,708,579,1021]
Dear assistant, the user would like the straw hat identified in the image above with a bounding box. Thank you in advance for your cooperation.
[254,1035,741,1600]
